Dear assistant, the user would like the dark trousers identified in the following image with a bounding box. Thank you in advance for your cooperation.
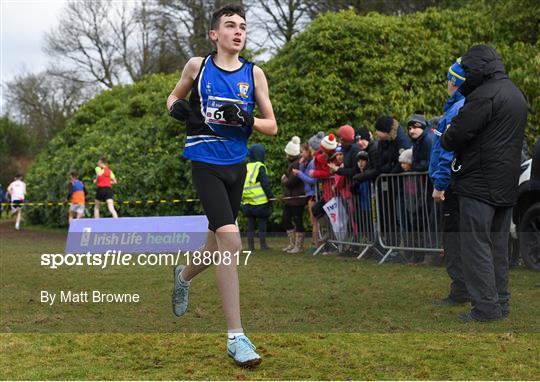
[442,188,469,301]
[459,196,511,319]
[282,204,305,232]
[243,203,271,250]
[246,217,268,249]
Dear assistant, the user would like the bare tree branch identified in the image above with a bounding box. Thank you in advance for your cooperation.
[4,71,92,149]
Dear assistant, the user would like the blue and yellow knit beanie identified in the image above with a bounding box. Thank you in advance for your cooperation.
[447,58,466,87]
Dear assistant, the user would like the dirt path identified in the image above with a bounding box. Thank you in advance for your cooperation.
[0,220,66,244]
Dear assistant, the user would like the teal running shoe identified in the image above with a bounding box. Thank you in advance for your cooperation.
[172,265,190,317]
[227,335,262,367]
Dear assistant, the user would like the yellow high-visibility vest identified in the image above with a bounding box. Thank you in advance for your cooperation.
[243,161,269,205]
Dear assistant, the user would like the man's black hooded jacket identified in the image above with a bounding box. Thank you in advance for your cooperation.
[441,45,528,206]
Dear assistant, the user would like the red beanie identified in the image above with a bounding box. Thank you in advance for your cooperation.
[338,125,355,143]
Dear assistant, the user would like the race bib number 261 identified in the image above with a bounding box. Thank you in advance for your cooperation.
[205,96,246,126]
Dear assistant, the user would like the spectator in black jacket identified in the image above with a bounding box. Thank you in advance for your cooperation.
[374,116,412,248]
[441,45,528,322]
[375,116,412,174]
[407,112,434,172]
[352,127,380,185]
[329,124,360,179]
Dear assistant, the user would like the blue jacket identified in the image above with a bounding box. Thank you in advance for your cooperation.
[297,158,316,196]
[355,180,371,211]
[429,92,465,191]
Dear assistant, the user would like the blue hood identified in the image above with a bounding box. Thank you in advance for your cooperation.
[249,144,266,162]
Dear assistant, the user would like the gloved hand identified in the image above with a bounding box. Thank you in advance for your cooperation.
[217,103,254,128]
[169,99,192,122]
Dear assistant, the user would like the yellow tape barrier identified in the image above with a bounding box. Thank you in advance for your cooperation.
[0,195,303,207]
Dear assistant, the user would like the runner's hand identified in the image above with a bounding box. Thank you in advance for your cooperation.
[217,104,254,128]
[169,99,192,122]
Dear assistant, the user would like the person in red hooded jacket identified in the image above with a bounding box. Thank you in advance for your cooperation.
[310,133,338,179]
[310,133,339,204]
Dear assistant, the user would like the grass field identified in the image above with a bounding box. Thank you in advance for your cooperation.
[1,220,539,380]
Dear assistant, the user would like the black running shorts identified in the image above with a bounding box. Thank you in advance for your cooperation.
[95,187,114,202]
[191,161,247,232]
[12,200,24,209]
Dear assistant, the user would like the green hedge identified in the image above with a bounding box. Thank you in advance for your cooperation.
[26,2,539,227]
[263,6,539,154]
[25,76,200,226]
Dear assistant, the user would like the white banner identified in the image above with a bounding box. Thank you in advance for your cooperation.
[323,197,348,240]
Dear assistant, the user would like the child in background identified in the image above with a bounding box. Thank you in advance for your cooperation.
[407,112,434,172]
[242,144,273,251]
[332,145,347,190]
[67,170,87,224]
[399,148,413,172]
[399,148,423,262]
[354,151,373,239]
[333,145,344,167]
[292,141,318,252]
[310,133,339,206]
[281,136,306,253]
[355,151,371,207]
[310,133,338,179]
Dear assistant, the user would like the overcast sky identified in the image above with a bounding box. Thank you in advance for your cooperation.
[0,0,273,114]
[1,0,66,113]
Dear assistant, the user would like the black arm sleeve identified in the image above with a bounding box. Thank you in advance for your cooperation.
[336,166,358,177]
[67,183,73,201]
[257,167,274,199]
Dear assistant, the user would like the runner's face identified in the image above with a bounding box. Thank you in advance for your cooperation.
[211,14,246,52]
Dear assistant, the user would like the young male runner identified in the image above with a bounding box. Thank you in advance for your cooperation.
[93,157,118,218]
[166,4,277,368]
[67,170,87,224]
[7,174,26,230]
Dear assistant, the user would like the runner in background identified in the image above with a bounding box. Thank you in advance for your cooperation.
[0,183,5,218]
[93,157,118,218]
[7,174,26,230]
[67,170,87,224]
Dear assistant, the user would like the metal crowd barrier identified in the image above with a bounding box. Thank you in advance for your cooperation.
[314,176,378,259]
[374,172,443,263]
[314,172,443,263]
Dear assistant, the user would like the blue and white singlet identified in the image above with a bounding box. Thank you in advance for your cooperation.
[183,53,256,165]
